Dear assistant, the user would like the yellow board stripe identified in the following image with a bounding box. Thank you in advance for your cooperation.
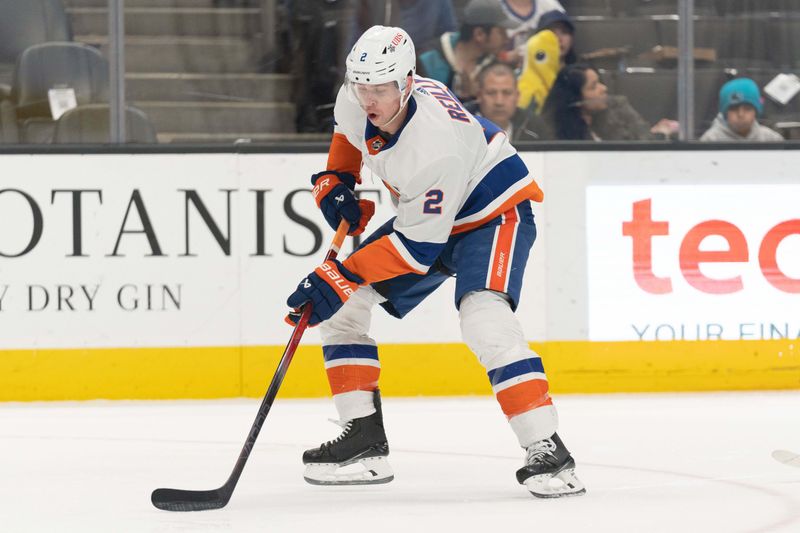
[1,340,798,401]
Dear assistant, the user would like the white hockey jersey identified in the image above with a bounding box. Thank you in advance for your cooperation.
[501,0,566,53]
[328,76,542,285]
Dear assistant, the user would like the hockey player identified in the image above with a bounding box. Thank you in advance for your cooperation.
[285,25,585,498]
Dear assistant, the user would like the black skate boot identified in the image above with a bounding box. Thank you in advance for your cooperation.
[302,389,393,485]
[515,432,586,498]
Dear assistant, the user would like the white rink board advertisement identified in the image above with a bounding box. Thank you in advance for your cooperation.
[2,151,799,351]
[0,153,547,350]
[586,185,800,341]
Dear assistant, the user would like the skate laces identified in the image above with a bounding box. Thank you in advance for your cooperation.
[323,418,354,446]
[525,438,557,465]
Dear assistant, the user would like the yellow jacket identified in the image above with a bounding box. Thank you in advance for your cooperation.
[517,30,561,112]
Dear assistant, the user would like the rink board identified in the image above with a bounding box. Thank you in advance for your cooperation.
[1,340,798,401]
[0,151,798,400]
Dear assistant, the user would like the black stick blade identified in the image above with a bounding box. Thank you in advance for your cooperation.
[151,487,231,512]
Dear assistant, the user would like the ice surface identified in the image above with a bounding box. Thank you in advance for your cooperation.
[2,392,799,533]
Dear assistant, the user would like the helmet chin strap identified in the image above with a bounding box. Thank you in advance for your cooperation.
[377,79,413,130]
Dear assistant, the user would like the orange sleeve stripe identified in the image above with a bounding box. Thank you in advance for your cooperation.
[452,180,544,235]
[326,365,380,395]
[327,132,363,183]
[496,379,553,418]
[342,235,421,284]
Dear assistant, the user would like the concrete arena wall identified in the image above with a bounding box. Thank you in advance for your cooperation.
[0,151,797,401]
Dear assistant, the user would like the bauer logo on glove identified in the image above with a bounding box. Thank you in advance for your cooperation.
[319,261,358,298]
[286,259,364,327]
[310,170,374,236]
[311,176,334,199]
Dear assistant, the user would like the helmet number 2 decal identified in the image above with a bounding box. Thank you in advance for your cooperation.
[360,52,367,62]
[423,190,443,214]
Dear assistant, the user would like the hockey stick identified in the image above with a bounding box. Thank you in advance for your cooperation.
[151,219,351,512]
[772,449,800,468]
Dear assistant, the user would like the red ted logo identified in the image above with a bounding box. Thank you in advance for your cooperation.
[622,199,800,294]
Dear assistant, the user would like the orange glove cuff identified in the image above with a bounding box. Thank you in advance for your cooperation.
[311,174,343,208]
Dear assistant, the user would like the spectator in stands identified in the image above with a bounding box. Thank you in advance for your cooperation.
[516,11,576,118]
[501,0,566,64]
[474,62,548,142]
[536,10,576,66]
[349,0,457,53]
[517,29,561,113]
[541,64,677,141]
[516,10,576,115]
[418,0,515,104]
[700,78,783,142]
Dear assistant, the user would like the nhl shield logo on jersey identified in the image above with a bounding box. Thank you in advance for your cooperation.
[367,135,385,154]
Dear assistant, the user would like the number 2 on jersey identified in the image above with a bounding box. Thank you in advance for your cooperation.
[423,190,443,214]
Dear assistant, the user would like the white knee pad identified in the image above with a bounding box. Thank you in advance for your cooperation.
[459,290,535,370]
[319,285,384,347]
[460,290,558,446]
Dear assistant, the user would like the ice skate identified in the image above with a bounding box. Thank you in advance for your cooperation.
[516,433,586,498]
[303,390,393,486]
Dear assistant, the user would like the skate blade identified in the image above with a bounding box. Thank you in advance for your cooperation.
[524,468,586,499]
[304,456,394,486]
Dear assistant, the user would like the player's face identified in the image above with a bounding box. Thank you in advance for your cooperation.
[726,104,756,136]
[478,73,518,127]
[580,69,608,113]
[352,81,402,125]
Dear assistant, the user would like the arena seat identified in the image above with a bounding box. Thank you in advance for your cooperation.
[564,0,614,17]
[612,69,677,126]
[771,17,800,69]
[715,0,800,15]
[612,68,726,136]
[655,16,773,68]
[573,17,660,68]
[52,104,158,144]
[624,0,718,16]
[0,0,72,87]
[692,68,730,133]
[9,42,109,143]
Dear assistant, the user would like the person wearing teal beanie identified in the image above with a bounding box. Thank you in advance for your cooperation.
[700,77,783,141]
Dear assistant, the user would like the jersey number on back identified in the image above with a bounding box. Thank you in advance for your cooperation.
[423,190,443,214]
